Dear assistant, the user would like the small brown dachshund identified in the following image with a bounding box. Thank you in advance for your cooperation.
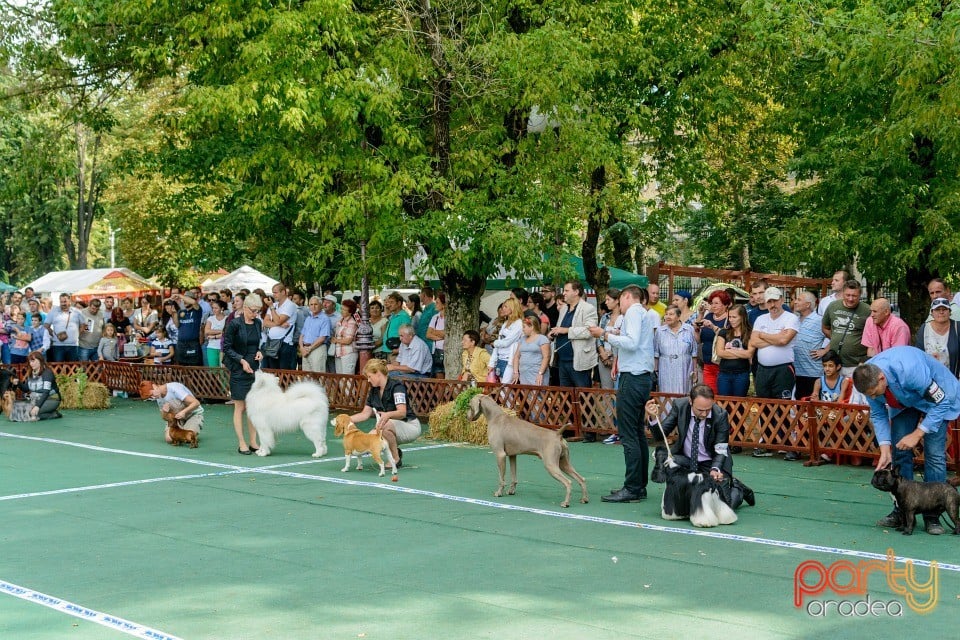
[161,409,198,448]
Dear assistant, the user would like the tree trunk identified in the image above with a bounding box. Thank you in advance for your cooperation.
[901,265,934,333]
[440,271,485,379]
[582,165,610,298]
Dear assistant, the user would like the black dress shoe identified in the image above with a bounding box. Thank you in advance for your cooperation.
[249,446,259,453]
[396,448,403,469]
[238,447,253,455]
[601,488,646,502]
[582,434,597,443]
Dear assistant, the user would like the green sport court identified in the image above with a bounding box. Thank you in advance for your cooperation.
[1,399,957,639]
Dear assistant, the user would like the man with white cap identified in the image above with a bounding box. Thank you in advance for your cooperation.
[749,286,800,459]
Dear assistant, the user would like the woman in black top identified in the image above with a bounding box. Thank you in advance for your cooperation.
[715,304,755,397]
[347,359,421,468]
[222,293,264,454]
[14,350,62,420]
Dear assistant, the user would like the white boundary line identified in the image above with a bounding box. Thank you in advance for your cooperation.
[2,431,957,574]
[0,579,181,640]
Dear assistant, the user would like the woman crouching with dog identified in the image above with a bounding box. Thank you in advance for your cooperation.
[347,359,421,468]
[12,350,62,420]
[222,293,263,455]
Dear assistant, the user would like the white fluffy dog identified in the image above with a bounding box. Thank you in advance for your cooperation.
[245,370,329,458]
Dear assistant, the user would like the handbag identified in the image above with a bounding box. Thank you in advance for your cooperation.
[432,349,444,368]
[263,325,293,358]
[385,336,401,350]
[486,369,499,383]
[710,320,728,365]
[711,333,723,365]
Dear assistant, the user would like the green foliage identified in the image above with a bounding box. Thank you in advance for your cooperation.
[452,387,484,418]
[743,0,960,287]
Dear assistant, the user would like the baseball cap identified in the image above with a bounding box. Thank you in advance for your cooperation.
[763,287,783,302]
[323,294,338,303]
[931,297,950,311]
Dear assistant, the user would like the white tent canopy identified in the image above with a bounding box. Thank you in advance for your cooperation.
[205,265,279,293]
[26,268,159,300]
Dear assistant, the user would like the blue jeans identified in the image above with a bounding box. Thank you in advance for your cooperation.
[717,370,750,397]
[891,408,947,483]
[0,342,9,365]
[78,347,98,362]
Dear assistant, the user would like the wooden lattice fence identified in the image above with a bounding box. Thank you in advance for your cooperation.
[16,361,957,471]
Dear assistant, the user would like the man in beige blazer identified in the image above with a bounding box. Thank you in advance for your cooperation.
[549,279,599,393]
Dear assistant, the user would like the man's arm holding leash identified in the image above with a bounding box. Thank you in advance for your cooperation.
[175,394,201,421]
[709,408,730,481]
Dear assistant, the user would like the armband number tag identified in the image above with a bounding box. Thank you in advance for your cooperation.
[924,381,945,404]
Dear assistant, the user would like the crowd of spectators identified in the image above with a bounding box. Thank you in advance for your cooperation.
[3,272,956,403]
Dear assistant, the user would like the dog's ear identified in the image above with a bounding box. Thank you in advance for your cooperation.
[891,465,902,478]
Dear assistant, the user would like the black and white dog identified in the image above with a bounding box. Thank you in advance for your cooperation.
[660,457,737,528]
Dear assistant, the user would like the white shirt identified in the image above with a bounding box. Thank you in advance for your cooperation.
[817,293,838,317]
[155,382,203,416]
[753,311,800,366]
[46,306,82,346]
[267,298,298,343]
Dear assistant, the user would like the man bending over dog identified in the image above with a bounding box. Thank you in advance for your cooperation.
[853,345,960,535]
[150,382,204,444]
[645,385,754,510]
[348,359,422,468]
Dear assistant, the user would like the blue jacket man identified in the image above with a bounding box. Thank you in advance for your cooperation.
[853,345,960,534]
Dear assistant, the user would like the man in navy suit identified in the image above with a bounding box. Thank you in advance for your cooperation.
[646,384,753,509]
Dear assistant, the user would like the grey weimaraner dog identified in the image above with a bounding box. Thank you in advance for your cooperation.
[467,394,588,508]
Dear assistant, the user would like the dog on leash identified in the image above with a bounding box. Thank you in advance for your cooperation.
[161,409,198,448]
[331,414,397,479]
[245,370,329,457]
[2,390,37,422]
[660,457,738,527]
[467,394,588,508]
[871,466,960,535]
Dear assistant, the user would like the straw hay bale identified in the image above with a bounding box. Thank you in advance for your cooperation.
[427,398,518,446]
[56,375,111,410]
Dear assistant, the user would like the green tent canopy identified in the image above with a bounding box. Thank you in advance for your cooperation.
[0,281,18,293]
[480,255,648,291]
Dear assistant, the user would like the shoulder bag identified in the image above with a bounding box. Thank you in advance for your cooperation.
[263,324,293,358]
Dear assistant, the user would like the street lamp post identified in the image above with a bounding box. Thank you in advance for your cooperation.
[109,225,122,268]
[355,239,374,369]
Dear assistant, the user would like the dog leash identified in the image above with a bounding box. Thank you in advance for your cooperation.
[652,414,675,463]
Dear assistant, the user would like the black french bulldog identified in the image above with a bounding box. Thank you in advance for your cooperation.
[871,466,960,535]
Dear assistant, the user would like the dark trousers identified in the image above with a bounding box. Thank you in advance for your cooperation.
[558,360,593,388]
[176,340,203,366]
[794,375,817,401]
[264,342,297,371]
[754,363,795,400]
[48,345,78,363]
[618,372,652,494]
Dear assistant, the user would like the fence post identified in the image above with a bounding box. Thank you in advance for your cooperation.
[804,397,821,467]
